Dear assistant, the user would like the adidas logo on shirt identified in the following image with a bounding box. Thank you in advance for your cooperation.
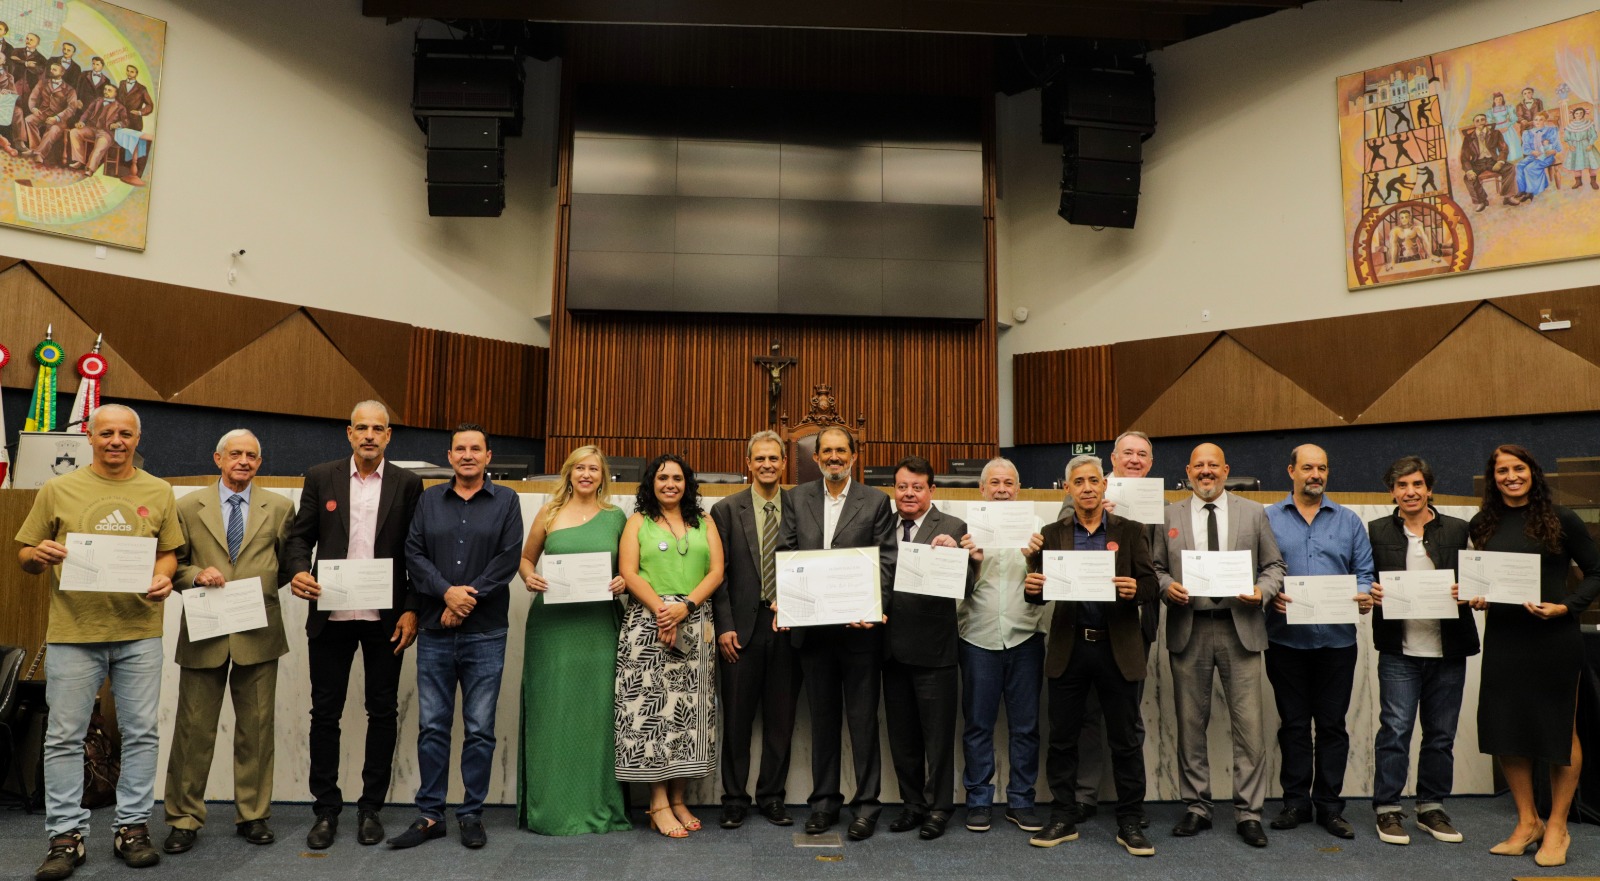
[96,509,135,532]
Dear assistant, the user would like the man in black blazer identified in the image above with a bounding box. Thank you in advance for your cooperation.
[284,401,424,851]
[709,431,802,830]
[883,456,971,841]
[777,425,897,841]
[1025,455,1158,856]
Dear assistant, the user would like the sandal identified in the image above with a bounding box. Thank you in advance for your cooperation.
[648,806,688,839]
[670,801,703,832]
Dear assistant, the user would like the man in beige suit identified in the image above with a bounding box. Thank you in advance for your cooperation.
[162,430,294,854]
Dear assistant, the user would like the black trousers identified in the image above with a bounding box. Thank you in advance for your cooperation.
[718,606,803,807]
[1044,639,1145,823]
[798,629,882,818]
[307,620,405,815]
[882,658,958,816]
[1265,643,1358,815]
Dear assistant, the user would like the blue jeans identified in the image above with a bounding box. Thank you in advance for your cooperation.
[44,639,163,836]
[1372,653,1466,813]
[959,633,1044,809]
[415,627,507,820]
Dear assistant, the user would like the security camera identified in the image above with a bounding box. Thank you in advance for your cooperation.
[233,249,246,257]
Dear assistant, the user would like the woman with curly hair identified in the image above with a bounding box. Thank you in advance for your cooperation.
[1466,445,1600,868]
[614,453,725,837]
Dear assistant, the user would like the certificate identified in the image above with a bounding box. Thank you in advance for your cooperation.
[316,558,394,611]
[1378,569,1457,620]
[965,502,1037,549]
[775,547,881,627]
[539,552,616,604]
[59,533,156,593]
[1284,575,1361,625]
[184,577,269,641]
[894,544,969,600]
[1180,550,1254,598]
[1042,550,1115,602]
[1105,478,1165,526]
[1458,550,1540,605]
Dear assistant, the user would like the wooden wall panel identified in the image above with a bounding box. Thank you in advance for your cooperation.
[1130,336,1343,437]
[406,327,547,437]
[173,312,385,421]
[0,266,161,401]
[1011,346,1116,445]
[305,307,413,415]
[1111,331,1217,428]
[1490,285,1600,368]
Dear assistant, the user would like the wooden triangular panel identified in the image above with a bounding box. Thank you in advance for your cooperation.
[0,264,161,400]
[30,261,299,399]
[1355,303,1600,425]
[305,308,412,416]
[171,312,381,421]
[1489,286,1600,370]
[0,256,20,274]
[1229,300,1478,420]
[1129,335,1344,436]
[1112,331,1219,431]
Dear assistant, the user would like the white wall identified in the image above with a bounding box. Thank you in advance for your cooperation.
[0,1,559,346]
[995,0,1600,445]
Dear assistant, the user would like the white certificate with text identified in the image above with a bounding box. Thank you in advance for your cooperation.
[1378,569,1457,620]
[1042,550,1115,602]
[184,577,269,641]
[1458,550,1540,605]
[965,502,1037,549]
[539,552,616,604]
[316,558,394,611]
[1105,478,1165,526]
[1284,574,1361,625]
[776,547,881,627]
[894,544,969,600]
[1180,550,1254,598]
[59,533,156,593]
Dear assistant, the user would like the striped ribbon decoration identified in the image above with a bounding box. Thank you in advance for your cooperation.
[24,338,64,432]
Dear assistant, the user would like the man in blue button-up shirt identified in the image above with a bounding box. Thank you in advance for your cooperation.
[1263,445,1375,841]
[392,424,523,850]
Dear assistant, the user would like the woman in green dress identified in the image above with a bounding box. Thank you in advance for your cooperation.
[516,445,632,835]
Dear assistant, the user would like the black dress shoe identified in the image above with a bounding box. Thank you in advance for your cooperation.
[719,804,747,829]
[356,811,384,846]
[918,814,948,841]
[847,815,877,841]
[888,810,926,833]
[162,828,197,854]
[459,815,487,849]
[1270,806,1312,830]
[1319,814,1355,839]
[758,802,793,827]
[1237,820,1269,848]
[804,811,837,834]
[1028,819,1079,847]
[386,817,446,849]
[306,816,336,850]
[1171,812,1212,837]
[235,820,274,845]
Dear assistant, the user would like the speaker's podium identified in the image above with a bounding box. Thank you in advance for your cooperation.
[12,430,92,489]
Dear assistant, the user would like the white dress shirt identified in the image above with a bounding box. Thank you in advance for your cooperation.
[330,456,384,622]
[821,477,852,550]
[1189,491,1231,552]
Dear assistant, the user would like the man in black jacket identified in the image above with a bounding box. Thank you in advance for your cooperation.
[1366,456,1477,847]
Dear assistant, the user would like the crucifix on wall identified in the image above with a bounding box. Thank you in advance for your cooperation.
[752,340,796,426]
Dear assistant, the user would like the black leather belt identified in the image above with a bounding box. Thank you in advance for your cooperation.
[1080,627,1111,642]
[1192,608,1232,619]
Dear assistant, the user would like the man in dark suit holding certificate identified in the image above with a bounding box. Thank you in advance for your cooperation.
[777,425,897,840]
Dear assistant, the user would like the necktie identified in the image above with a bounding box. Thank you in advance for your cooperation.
[1204,502,1219,553]
[226,495,245,563]
[902,519,915,542]
[759,501,778,604]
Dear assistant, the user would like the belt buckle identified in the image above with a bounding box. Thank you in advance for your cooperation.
[1082,628,1100,642]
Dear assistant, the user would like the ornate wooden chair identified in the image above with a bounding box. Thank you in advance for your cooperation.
[779,383,866,484]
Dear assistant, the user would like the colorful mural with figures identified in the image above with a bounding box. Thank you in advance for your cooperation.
[0,0,163,251]
[1339,11,1600,289]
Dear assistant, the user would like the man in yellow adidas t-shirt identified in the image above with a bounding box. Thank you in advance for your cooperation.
[15,403,184,881]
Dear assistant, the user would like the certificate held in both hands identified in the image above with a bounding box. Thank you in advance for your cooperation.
[965,502,1036,550]
[539,552,615,604]
[1378,570,1457,620]
[316,558,394,611]
[184,577,270,641]
[894,544,969,600]
[1104,478,1165,526]
[775,547,882,628]
[1042,550,1115,602]
[1458,550,1539,605]
[1284,574,1361,625]
[1180,550,1254,598]
[59,532,156,592]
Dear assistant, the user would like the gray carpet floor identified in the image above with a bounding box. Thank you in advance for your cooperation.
[0,797,1593,880]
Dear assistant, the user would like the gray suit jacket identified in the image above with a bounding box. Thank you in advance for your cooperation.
[174,485,295,668]
[777,478,897,651]
[1153,492,1285,654]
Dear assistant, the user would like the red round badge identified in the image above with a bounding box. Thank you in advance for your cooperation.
[136,506,149,518]
[1106,541,1119,552]
[1168,527,1180,538]
[326,500,338,512]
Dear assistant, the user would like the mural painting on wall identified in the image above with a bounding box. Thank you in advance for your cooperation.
[0,0,163,251]
[1339,10,1600,289]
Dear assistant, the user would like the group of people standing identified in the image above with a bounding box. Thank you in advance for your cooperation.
[14,403,1597,881]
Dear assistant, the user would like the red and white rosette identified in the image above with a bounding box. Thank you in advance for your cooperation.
[70,350,108,433]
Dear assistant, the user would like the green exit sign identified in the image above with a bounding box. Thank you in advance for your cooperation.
[1071,442,1097,455]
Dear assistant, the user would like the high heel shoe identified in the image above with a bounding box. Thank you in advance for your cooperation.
[1534,830,1569,867]
[1488,820,1544,855]
[648,806,688,839]
[669,801,702,832]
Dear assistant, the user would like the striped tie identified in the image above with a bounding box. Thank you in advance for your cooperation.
[760,501,778,603]
[226,495,244,563]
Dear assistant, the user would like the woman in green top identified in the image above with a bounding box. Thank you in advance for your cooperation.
[615,453,725,838]
[516,445,632,835]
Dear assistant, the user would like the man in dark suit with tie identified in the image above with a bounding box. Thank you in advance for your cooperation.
[284,400,423,851]
[47,42,79,98]
[116,64,153,132]
[76,56,110,105]
[882,456,970,841]
[710,430,802,830]
[1025,455,1157,855]
[777,425,897,841]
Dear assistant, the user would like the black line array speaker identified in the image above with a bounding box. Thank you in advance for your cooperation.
[1060,70,1156,131]
[414,41,523,218]
[1061,158,1141,197]
[1064,126,1142,164]
[1044,61,1153,229]
[427,184,506,218]
[1058,191,1139,229]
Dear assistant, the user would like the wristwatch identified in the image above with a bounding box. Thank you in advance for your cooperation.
[682,598,699,616]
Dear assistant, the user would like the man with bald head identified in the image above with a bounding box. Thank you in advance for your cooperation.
[1263,445,1374,840]
[1153,443,1284,847]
